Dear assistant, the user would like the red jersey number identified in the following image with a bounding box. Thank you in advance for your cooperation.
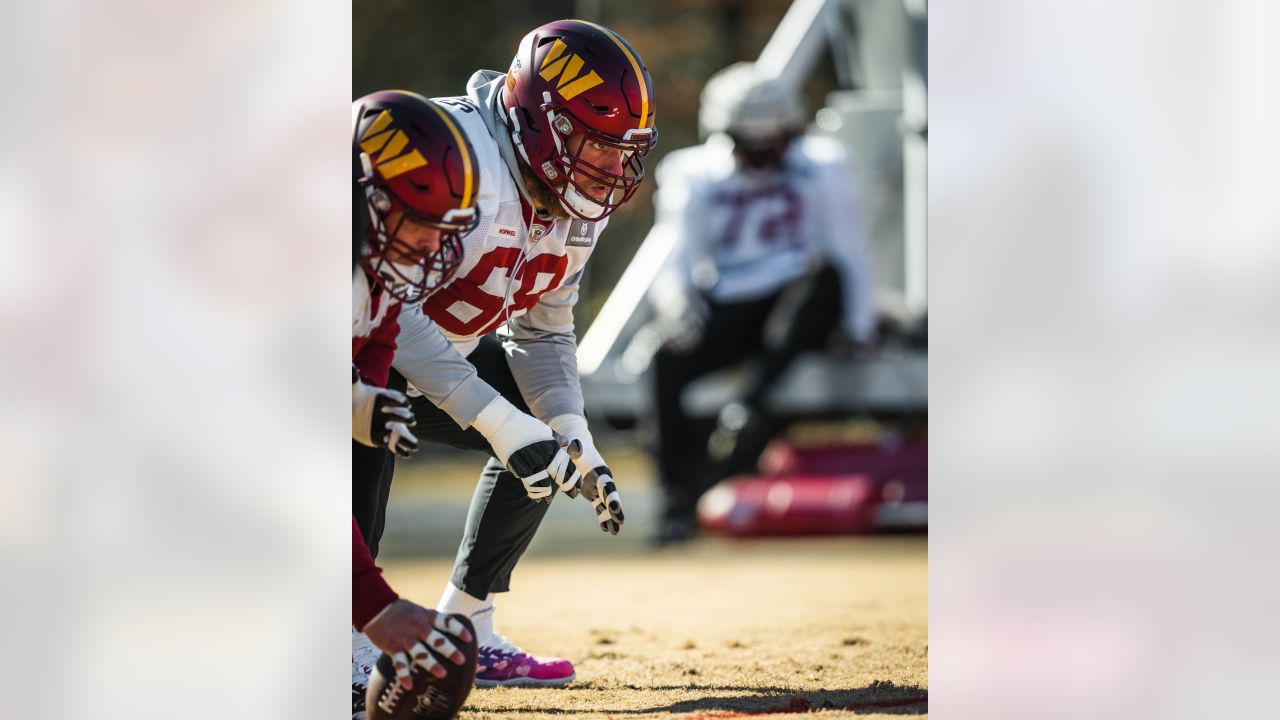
[421,248,569,337]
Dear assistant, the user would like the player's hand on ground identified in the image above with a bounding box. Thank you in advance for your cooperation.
[471,397,579,502]
[362,600,473,689]
[550,416,625,534]
[353,368,420,458]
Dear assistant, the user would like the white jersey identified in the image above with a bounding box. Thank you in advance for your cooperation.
[651,134,876,341]
[391,71,602,428]
[414,97,605,358]
[351,266,392,341]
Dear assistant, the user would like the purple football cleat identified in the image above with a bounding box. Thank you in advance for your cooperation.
[475,635,576,687]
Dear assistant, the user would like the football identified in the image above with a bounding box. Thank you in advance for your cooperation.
[365,614,478,720]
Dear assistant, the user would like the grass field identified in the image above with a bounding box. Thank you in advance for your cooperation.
[381,535,927,719]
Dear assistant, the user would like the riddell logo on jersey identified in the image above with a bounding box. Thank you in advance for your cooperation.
[359,110,427,180]
[538,39,603,101]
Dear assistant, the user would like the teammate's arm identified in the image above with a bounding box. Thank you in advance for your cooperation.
[353,518,472,688]
[648,152,713,349]
[353,300,418,457]
[507,275,625,532]
[392,302,578,501]
[817,156,876,344]
[392,301,499,427]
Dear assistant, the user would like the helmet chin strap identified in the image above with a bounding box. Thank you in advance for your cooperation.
[560,184,606,219]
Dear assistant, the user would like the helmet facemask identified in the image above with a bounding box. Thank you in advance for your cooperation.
[515,92,657,222]
[361,182,474,304]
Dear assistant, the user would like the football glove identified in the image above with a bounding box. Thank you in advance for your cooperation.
[353,366,419,459]
[549,415,625,534]
[471,397,578,502]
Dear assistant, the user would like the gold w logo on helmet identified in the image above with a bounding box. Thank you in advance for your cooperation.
[359,110,427,180]
[538,39,603,101]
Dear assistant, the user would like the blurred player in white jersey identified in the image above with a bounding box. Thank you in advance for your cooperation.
[647,62,876,544]
[351,20,657,687]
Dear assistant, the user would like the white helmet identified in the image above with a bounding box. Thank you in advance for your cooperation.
[698,62,806,145]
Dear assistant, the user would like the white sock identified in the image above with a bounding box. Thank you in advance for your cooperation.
[351,628,379,686]
[437,583,489,615]
[472,603,498,648]
[437,584,500,647]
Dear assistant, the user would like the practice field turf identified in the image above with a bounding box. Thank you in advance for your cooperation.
[381,536,927,719]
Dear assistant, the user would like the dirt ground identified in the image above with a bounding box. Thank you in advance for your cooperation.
[381,535,928,719]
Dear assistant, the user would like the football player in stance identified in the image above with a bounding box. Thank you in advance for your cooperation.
[351,19,657,687]
[351,91,481,717]
[647,62,876,545]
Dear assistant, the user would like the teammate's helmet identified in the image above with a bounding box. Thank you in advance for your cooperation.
[699,63,805,167]
[353,90,479,303]
[502,19,658,221]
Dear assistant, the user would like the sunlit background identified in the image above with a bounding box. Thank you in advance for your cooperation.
[353,0,929,559]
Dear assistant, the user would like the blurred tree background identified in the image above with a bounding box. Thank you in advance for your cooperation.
[355,0,829,331]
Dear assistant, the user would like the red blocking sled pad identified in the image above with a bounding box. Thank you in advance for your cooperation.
[697,438,927,537]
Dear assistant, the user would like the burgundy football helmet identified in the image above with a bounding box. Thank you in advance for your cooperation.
[354,91,480,303]
[502,20,658,221]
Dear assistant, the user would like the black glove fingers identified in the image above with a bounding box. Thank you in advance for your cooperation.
[381,405,416,425]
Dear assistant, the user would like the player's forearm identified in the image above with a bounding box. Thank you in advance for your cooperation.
[506,283,586,422]
[392,304,501,428]
[826,173,877,342]
[831,233,876,342]
[352,518,399,629]
[847,272,876,342]
[506,332,586,423]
